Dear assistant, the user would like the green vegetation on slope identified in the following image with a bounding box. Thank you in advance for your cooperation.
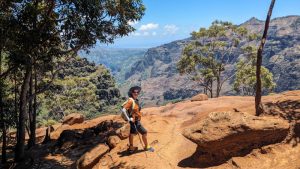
[80,48,147,84]
[38,57,125,126]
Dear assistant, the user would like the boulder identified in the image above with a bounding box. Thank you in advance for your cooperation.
[63,113,84,125]
[190,94,208,102]
[56,130,82,149]
[107,135,121,148]
[76,144,109,169]
[183,111,289,167]
[116,124,130,140]
[92,120,114,135]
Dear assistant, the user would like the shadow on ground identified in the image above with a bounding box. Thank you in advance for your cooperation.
[117,149,146,157]
[264,99,300,144]
[7,120,125,169]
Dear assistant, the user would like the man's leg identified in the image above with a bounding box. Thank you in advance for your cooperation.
[129,134,134,149]
[142,133,148,148]
[135,121,148,149]
[129,121,137,151]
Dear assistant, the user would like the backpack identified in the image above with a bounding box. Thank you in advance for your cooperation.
[121,98,135,121]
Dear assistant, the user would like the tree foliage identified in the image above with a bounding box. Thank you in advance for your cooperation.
[0,0,145,162]
[39,57,123,123]
[177,20,258,97]
[234,46,275,96]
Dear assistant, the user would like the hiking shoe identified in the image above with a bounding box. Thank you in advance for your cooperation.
[144,145,154,152]
[128,146,138,153]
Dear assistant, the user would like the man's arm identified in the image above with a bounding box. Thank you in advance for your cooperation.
[122,99,133,122]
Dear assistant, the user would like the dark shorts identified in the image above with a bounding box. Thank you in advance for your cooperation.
[130,120,147,135]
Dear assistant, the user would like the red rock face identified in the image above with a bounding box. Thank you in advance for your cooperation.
[183,111,290,167]
[27,91,300,169]
[76,144,109,169]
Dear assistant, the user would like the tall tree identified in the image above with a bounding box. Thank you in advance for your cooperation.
[0,55,18,164]
[0,0,145,162]
[0,1,14,163]
[177,21,256,97]
[27,65,37,148]
[255,0,276,116]
[0,46,6,164]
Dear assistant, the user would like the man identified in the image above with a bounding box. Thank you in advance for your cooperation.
[122,86,154,153]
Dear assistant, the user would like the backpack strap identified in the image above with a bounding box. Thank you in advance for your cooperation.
[122,97,135,116]
[129,98,135,110]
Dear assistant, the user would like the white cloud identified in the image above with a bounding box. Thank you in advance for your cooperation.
[139,23,159,31]
[128,20,139,26]
[131,32,141,36]
[143,32,150,36]
[129,23,159,37]
[164,24,179,35]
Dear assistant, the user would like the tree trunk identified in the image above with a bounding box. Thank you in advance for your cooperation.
[209,80,213,98]
[28,66,37,148]
[1,123,7,164]
[218,81,225,97]
[0,50,7,164]
[15,65,32,162]
[33,67,37,143]
[14,72,18,142]
[204,87,207,95]
[216,76,221,97]
[255,0,276,116]
[42,126,52,144]
[29,2,38,148]
[28,72,33,148]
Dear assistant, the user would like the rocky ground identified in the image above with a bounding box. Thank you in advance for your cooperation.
[4,90,300,169]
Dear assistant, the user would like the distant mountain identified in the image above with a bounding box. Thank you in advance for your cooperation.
[123,15,300,106]
[80,48,147,84]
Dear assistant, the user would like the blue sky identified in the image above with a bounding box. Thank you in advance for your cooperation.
[98,0,300,49]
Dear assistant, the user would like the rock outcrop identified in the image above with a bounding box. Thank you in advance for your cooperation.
[183,111,290,167]
[107,135,121,149]
[163,88,200,100]
[63,113,84,125]
[76,144,109,169]
[28,91,300,169]
[55,130,82,150]
[116,124,130,140]
[190,93,208,102]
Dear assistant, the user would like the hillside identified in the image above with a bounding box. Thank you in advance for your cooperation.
[80,48,147,85]
[123,15,300,106]
[17,90,300,169]
[38,56,124,126]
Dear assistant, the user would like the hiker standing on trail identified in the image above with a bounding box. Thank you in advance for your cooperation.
[122,86,154,153]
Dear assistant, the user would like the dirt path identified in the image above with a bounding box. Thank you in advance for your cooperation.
[93,91,300,169]
[96,115,300,169]
[31,91,300,169]
[95,114,197,169]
